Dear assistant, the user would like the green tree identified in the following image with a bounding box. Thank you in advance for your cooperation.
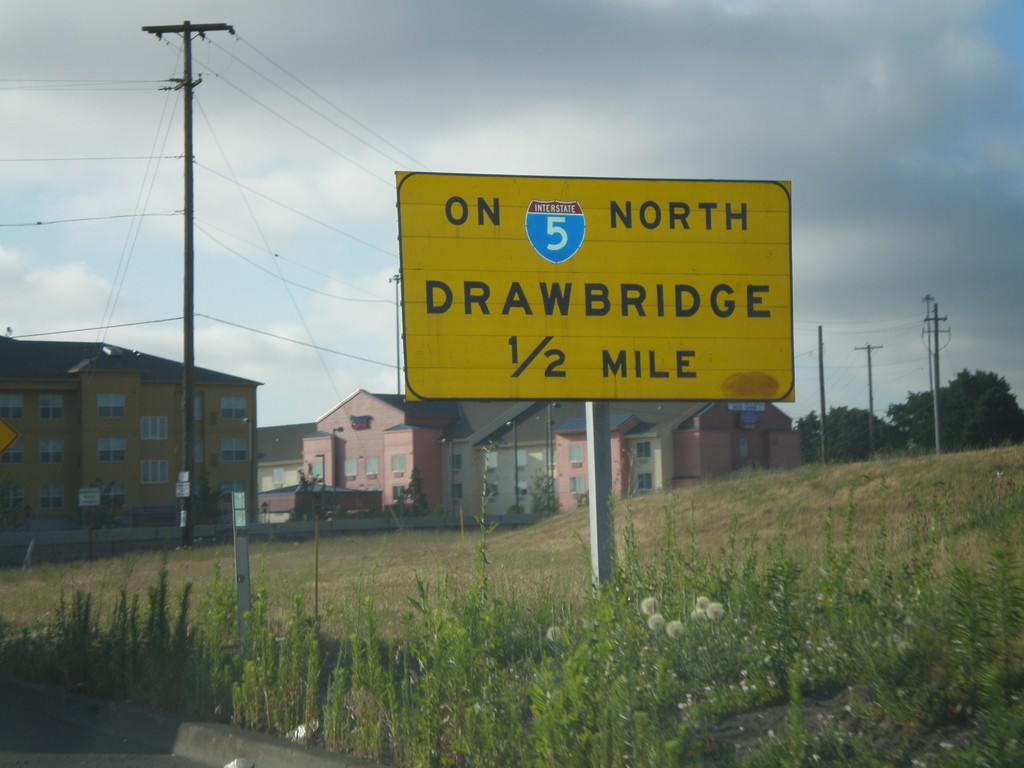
[528,469,559,515]
[943,369,1024,450]
[887,370,1024,453]
[886,390,936,452]
[795,410,823,463]
[292,465,318,522]
[192,472,222,525]
[399,466,429,516]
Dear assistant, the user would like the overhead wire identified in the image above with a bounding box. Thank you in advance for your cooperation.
[95,47,183,351]
[226,36,427,170]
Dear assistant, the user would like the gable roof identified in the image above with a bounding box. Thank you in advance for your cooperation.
[0,337,260,385]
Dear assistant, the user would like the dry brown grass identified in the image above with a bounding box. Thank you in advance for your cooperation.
[2,445,1021,637]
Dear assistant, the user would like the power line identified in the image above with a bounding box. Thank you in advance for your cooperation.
[197,314,391,367]
[0,155,182,163]
[0,212,179,227]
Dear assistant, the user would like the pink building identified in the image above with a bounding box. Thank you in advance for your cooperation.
[258,393,800,518]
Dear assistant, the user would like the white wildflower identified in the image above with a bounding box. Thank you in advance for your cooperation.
[666,619,685,638]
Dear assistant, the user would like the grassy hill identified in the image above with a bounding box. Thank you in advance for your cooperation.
[5,445,1021,632]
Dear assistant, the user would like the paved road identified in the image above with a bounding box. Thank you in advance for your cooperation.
[0,676,206,768]
[0,675,383,768]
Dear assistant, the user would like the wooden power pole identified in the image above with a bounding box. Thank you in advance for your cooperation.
[143,21,234,547]
[855,343,883,454]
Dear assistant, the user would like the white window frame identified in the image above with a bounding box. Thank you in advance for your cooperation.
[141,415,168,440]
[39,394,63,420]
[220,396,247,420]
[98,393,126,418]
[98,437,126,462]
[141,459,169,484]
[39,438,63,464]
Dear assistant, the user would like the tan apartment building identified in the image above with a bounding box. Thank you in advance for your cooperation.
[0,337,259,529]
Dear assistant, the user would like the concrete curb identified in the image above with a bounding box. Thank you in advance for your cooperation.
[1,676,385,768]
[173,722,384,768]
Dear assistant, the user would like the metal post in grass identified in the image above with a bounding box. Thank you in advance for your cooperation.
[586,401,613,586]
[231,491,252,650]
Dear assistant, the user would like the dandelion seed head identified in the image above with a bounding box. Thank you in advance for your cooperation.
[666,619,684,638]
[647,613,666,631]
[696,595,711,610]
[545,625,562,644]
[640,596,659,616]
[706,602,726,620]
[690,608,708,621]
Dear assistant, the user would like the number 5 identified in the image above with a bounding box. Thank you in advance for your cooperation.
[546,216,567,251]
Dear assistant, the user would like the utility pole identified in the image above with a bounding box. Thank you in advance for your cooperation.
[855,343,883,455]
[921,295,934,393]
[925,301,948,455]
[144,21,235,547]
[818,325,827,461]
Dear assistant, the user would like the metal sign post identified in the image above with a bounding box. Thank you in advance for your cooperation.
[586,402,613,586]
[232,492,252,650]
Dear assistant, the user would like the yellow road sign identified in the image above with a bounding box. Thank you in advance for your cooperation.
[0,417,18,455]
[397,172,793,402]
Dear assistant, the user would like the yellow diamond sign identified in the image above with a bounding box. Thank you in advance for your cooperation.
[0,417,18,456]
[396,172,793,402]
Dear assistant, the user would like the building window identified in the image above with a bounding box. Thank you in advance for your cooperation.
[344,458,357,477]
[0,438,23,465]
[517,480,528,497]
[516,447,527,469]
[365,457,379,477]
[486,481,499,498]
[391,454,406,473]
[221,438,248,462]
[39,439,63,464]
[39,394,63,420]
[98,437,126,462]
[102,482,127,508]
[570,476,586,494]
[193,394,203,422]
[220,396,247,420]
[98,393,125,418]
[452,453,462,471]
[635,440,651,459]
[391,484,406,501]
[39,484,63,510]
[485,450,498,470]
[3,484,25,508]
[221,480,245,506]
[141,460,169,484]
[637,473,654,492]
[0,394,23,419]
[141,415,168,440]
[739,437,749,458]
[568,444,584,464]
[451,482,463,500]
[272,467,284,487]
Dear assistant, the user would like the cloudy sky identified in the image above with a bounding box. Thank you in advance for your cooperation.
[2,0,1021,428]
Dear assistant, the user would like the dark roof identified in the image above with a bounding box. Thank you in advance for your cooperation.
[256,422,317,463]
[371,393,461,423]
[0,337,260,385]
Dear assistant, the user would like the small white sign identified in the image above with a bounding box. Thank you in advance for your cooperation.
[175,481,191,498]
[78,488,101,507]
